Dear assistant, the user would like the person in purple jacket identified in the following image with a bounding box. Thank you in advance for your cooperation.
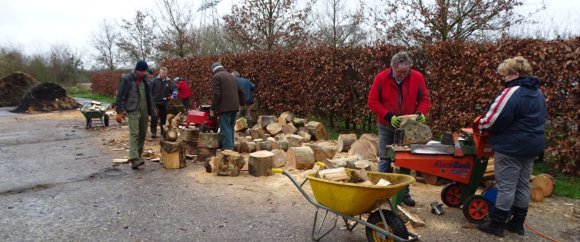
[477,56,547,237]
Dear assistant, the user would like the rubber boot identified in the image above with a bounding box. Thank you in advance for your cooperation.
[478,208,509,237]
[506,206,527,235]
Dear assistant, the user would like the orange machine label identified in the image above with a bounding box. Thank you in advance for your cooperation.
[394,153,474,184]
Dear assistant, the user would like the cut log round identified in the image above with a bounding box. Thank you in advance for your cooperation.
[337,134,357,152]
[248,150,274,177]
[359,133,379,150]
[271,149,287,168]
[198,133,220,149]
[239,141,256,153]
[530,185,545,202]
[249,127,266,140]
[298,130,311,142]
[286,146,315,170]
[282,123,298,135]
[531,174,554,197]
[216,150,245,176]
[292,118,307,127]
[347,140,377,161]
[260,139,273,151]
[285,134,303,148]
[160,141,186,169]
[277,140,289,151]
[266,122,283,135]
[305,142,338,162]
[198,147,218,162]
[179,127,200,142]
[235,118,248,132]
[305,121,328,141]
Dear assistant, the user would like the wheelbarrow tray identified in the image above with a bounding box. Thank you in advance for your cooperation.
[308,170,415,216]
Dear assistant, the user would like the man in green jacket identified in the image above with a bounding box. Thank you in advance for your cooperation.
[115,60,153,169]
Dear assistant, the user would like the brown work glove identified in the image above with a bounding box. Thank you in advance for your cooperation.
[115,113,125,123]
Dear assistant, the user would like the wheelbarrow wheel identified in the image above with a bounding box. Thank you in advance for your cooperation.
[462,195,490,224]
[441,183,463,207]
[365,209,409,242]
[85,119,92,129]
[104,115,110,127]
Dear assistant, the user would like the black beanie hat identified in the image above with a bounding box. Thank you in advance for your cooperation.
[135,60,149,71]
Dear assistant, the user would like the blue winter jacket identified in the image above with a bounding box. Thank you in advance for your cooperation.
[236,76,256,104]
[479,76,547,158]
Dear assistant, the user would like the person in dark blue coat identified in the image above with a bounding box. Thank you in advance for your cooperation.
[232,71,256,125]
[477,56,547,237]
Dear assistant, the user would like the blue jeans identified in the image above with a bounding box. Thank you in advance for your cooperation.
[378,123,410,196]
[219,111,237,150]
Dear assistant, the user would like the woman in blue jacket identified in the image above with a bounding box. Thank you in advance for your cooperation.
[477,56,547,237]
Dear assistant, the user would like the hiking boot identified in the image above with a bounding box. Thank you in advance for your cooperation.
[402,195,416,207]
[151,132,158,138]
[478,208,509,237]
[131,158,145,169]
[506,206,527,235]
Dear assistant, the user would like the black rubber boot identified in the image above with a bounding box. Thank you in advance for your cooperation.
[478,208,509,237]
[506,206,527,235]
[131,158,145,169]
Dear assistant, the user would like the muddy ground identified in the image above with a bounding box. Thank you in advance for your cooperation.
[0,109,578,241]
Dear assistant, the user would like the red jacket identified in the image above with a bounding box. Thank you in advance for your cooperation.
[177,80,192,99]
[367,68,430,127]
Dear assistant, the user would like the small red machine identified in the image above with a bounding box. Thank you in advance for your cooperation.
[185,104,218,132]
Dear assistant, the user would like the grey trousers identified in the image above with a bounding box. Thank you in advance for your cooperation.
[494,152,534,211]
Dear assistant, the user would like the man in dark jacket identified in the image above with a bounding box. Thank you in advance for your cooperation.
[232,71,256,125]
[149,67,176,138]
[367,51,431,207]
[210,62,244,150]
[477,56,546,237]
[115,60,153,169]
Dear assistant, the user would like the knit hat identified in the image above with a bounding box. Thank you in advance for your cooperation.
[211,62,223,73]
[135,60,149,71]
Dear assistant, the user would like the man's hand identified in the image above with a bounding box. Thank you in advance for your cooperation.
[416,113,426,124]
[390,115,401,128]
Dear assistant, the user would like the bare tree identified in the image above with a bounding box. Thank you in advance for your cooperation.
[370,0,543,46]
[90,19,122,70]
[223,0,314,51]
[153,0,198,58]
[313,0,366,47]
[118,11,158,63]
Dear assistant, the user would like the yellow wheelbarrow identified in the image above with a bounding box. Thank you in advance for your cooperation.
[274,165,418,242]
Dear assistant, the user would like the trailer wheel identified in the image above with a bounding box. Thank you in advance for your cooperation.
[441,183,463,207]
[462,195,490,223]
[104,115,110,127]
[365,210,409,242]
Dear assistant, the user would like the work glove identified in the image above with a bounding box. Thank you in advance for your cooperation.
[115,113,125,124]
[416,112,426,124]
[385,113,401,128]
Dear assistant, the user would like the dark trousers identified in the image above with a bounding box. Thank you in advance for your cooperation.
[181,98,191,113]
[378,123,410,196]
[150,103,167,134]
[219,111,237,150]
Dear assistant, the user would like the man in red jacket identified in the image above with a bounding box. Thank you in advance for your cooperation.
[367,51,431,206]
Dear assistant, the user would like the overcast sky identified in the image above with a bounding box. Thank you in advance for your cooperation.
[0,0,578,62]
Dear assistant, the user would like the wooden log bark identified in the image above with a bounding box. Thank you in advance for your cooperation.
[198,133,220,148]
[182,141,198,156]
[266,122,283,135]
[179,127,200,142]
[292,118,307,127]
[305,121,328,141]
[198,147,218,162]
[235,118,248,132]
[530,185,545,202]
[286,146,315,170]
[160,141,186,169]
[259,139,273,151]
[248,150,274,177]
[215,150,245,176]
[400,118,433,145]
[337,134,357,152]
[239,140,256,153]
[285,134,303,148]
[271,149,287,168]
[249,127,267,140]
[348,140,378,161]
[282,123,298,135]
[305,142,338,162]
[257,115,277,128]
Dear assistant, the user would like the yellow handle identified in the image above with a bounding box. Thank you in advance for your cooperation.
[316,162,326,168]
[272,168,284,174]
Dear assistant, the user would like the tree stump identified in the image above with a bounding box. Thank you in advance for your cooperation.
[282,123,298,134]
[337,134,357,152]
[266,122,283,135]
[160,141,186,169]
[287,146,315,170]
[271,149,287,168]
[215,150,245,176]
[198,132,220,148]
[248,150,274,177]
[305,121,328,141]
